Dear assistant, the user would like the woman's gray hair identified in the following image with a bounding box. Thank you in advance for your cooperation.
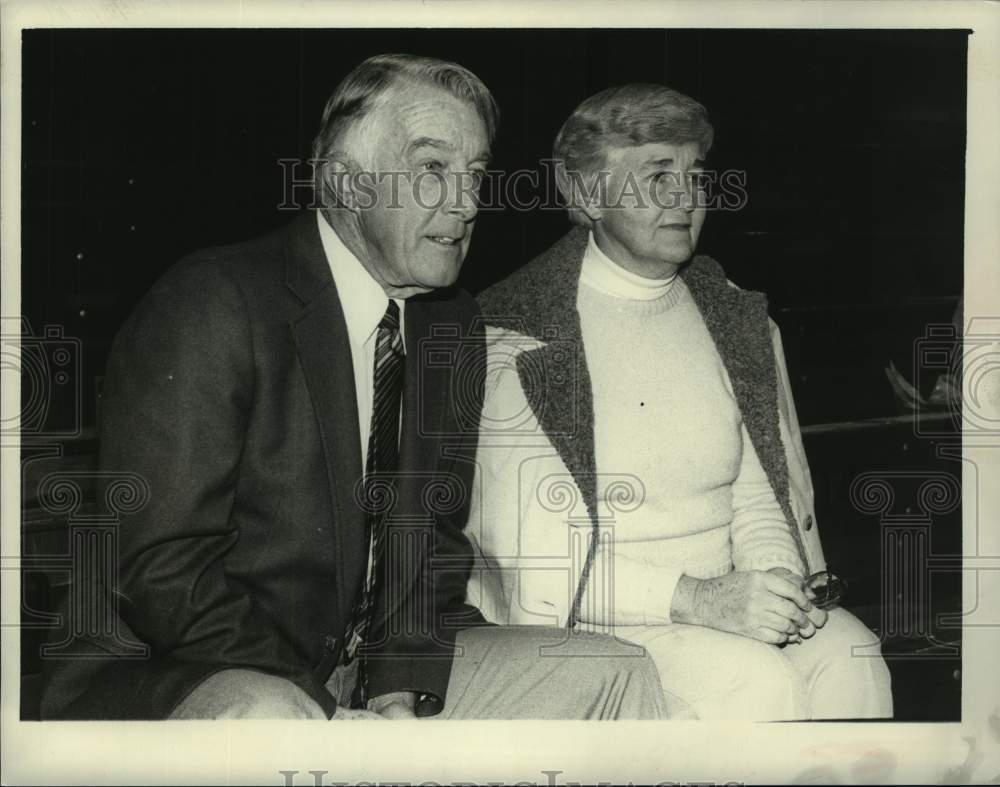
[311,53,499,203]
[553,83,714,226]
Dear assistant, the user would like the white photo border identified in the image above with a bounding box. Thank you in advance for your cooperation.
[2,1,998,784]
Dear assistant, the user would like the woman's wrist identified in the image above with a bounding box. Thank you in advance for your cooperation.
[669,574,701,625]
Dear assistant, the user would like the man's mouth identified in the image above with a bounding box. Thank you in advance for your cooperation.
[427,235,462,246]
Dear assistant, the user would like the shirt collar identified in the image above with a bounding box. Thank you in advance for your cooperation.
[580,230,677,301]
[316,211,405,350]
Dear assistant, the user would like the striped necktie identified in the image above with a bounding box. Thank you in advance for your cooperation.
[344,299,404,704]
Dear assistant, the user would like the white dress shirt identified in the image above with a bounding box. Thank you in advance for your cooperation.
[316,211,405,470]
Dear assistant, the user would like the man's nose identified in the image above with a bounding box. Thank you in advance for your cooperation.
[444,173,479,222]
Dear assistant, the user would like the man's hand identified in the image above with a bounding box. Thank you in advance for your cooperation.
[365,691,418,720]
[670,570,819,645]
[331,706,385,720]
[329,691,418,719]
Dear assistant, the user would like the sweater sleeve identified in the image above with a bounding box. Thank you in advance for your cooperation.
[577,419,805,628]
[575,553,684,626]
[731,423,806,576]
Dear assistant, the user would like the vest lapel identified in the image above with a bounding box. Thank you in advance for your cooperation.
[515,317,597,521]
[681,260,807,563]
[483,227,599,521]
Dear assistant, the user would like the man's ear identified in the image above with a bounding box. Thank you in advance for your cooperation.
[319,157,360,212]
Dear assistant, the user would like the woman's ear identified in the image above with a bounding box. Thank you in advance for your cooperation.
[555,161,603,223]
[577,189,603,223]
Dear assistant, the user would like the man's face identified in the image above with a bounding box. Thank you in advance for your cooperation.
[352,83,490,298]
[591,141,707,279]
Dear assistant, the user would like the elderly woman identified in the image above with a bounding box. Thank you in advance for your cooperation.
[465,83,892,720]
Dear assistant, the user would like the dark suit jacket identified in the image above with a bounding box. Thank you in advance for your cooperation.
[39,211,487,719]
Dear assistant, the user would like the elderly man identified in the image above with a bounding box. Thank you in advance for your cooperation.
[39,56,666,721]
[467,83,893,720]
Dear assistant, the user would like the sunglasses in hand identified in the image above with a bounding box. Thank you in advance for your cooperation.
[802,570,846,610]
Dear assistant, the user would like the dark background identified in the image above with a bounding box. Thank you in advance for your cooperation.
[21,28,967,427]
[19,29,968,720]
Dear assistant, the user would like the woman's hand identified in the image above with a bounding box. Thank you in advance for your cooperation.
[670,570,820,645]
[767,567,828,641]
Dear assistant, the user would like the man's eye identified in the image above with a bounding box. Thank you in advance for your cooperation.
[421,160,445,172]
[468,170,486,187]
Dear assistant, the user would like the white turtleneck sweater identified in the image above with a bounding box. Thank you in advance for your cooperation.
[575,232,804,627]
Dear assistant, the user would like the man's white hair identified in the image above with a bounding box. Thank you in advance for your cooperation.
[311,53,499,206]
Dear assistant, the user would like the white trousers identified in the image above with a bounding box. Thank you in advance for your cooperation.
[604,608,893,720]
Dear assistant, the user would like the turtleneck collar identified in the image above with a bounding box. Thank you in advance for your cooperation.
[579,230,678,301]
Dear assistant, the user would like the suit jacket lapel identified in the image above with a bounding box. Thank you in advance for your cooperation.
[285,212,367,624]
[397,295,446,511]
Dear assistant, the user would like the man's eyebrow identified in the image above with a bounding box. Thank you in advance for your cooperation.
[406,137,491,165]
[406,137,454,156]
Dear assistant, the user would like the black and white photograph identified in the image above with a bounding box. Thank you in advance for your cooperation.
[2,1,998,784]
